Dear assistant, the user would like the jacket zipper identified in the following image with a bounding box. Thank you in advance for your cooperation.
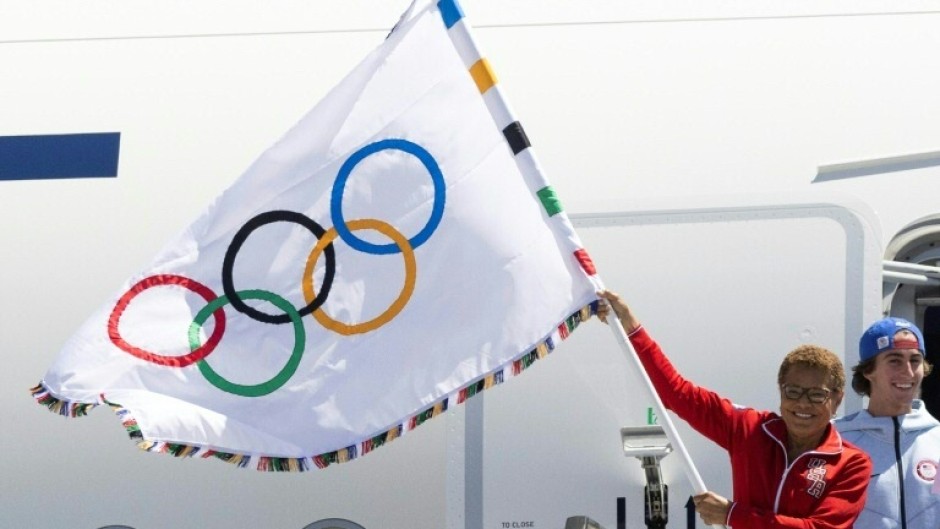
[893,416,907,529]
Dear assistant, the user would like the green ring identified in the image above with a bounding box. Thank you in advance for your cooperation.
[190,289,305,397]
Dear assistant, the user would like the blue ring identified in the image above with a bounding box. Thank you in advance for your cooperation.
[331,139,445,255]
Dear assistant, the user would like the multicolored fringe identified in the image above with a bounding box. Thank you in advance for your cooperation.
[457,370,504,404]
[313,446,358,469]
[31,302,598,472]
[106,399,143,441]
[361,425,402,455]
[258,456,310,472]
[203,451,252,469]
[30,384,97,417]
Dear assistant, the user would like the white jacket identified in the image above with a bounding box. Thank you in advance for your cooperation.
[835,400,940,529]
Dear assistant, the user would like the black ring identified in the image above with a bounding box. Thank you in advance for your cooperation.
[221,210,336,324]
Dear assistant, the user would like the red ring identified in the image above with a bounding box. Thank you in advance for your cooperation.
[108,274,226,367]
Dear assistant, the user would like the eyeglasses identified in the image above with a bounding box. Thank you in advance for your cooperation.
[781,384,832,404]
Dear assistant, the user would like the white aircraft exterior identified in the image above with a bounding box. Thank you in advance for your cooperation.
[2,2,939,529]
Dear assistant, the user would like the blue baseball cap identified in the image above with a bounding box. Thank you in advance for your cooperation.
[859,317,925,362]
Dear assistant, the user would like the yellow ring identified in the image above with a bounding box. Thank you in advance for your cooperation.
[303,218,416,335]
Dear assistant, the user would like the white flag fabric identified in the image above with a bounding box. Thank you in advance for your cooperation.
[33,0,601,471]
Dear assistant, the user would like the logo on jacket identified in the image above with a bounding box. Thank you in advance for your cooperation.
[915,459,937,482]
[806,458,828,498]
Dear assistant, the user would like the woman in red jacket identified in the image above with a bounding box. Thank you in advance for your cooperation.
[597,290,871,529]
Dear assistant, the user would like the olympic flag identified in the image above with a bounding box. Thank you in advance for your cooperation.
[32,0,601,471]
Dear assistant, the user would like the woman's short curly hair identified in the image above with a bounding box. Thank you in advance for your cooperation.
[777,344,846,392]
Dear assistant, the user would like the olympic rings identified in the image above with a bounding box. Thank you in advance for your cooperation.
[192,289,305,397]
[109,274,226,368]
[222,210,335,324]
[302,218,416,336]
[108,139,445,397]
[331,139,445,255]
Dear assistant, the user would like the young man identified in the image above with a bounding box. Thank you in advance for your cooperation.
[835,317,940,528]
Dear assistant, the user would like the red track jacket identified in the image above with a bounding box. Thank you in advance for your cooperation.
[629,327,871,528]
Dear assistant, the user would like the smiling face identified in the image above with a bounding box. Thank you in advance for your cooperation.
[864,330,925,416]
[779,364,843,451]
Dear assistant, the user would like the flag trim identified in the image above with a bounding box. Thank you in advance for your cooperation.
[32,302,597,471]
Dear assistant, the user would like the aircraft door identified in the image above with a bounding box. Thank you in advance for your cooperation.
[883,213,940,417]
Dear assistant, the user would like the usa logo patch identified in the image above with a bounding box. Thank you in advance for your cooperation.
[915,459,937,482]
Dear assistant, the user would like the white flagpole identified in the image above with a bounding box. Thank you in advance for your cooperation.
[608,315,730,528]
[434,0,719,519]
[605,311,708,495]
